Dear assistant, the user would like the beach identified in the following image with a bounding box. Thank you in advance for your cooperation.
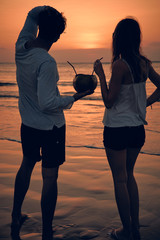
[0,134,160,240]
[0,62,160,239]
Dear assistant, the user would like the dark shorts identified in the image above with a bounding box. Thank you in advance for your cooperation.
[21,123,66,168]
[103,125,145,151]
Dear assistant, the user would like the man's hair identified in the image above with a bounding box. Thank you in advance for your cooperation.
[38,6,66,41]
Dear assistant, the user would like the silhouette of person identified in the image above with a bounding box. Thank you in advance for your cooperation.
[94,18,160,240]
[11,6,93,240]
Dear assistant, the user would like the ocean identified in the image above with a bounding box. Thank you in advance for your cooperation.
[0,61,160,156]
[0,61,160,240]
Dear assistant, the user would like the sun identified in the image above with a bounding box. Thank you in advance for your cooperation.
[74,32,102,49]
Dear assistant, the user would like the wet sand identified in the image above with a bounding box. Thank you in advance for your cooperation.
[0,139,160,240]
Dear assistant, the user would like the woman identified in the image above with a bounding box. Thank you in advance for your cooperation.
[94,18,160,240]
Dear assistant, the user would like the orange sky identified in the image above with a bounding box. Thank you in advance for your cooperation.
[0,0,160,62]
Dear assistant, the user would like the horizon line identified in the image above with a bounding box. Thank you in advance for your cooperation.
[0,60,160,64]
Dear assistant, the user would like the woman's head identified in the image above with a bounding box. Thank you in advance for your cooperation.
[112,17,141,61]
[38,6,66,42]
[112,17,150,82]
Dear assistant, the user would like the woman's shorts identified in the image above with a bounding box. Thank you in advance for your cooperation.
[103,125,145,151]
[21,123,66,168]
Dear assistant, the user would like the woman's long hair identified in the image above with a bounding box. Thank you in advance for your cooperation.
[112,17,150,82]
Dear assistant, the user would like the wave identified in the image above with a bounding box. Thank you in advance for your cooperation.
[0,137,160,157]
[1,92,158,103]
[140,151,160,156]
[146,128,160,134]
[67,145,104,150]
[0,137,21,143]
[0,95,19,99]
[0,82,16,86]
[67,145,160,156]
[0,105,17,109]
[84,96,102,101]
[0,93,102,101]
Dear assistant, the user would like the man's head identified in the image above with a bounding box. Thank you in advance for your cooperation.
[38,6,66,42]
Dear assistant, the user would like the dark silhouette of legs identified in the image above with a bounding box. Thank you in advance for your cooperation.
[105,147,141,239]
[12,156,36,218]
[11,156,36,239]
[41,167,59,240]
[126,148,141,239]
[106,148,132,239]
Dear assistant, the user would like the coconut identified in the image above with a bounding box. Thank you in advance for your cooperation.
[67,61,98,93]
[73,74,97,93]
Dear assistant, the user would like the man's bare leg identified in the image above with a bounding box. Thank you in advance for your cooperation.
[41,167,59,240]
[11,156,36,239]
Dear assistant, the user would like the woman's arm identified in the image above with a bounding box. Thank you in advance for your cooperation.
[94,59,124,108]
[147,88,160,107]
[148,63,160,88]
[147,63,160,106]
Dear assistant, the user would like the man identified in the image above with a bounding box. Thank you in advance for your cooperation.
[11,6,92,240]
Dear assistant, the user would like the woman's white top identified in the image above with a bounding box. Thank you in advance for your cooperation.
[103,59,148,127]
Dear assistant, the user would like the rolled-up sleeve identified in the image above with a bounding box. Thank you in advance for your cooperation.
[37,60,74,113]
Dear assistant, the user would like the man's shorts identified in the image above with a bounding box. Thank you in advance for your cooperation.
[103,125,145,151]
[21,123,66,168]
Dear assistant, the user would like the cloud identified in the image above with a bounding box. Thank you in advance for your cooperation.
[142,42,160,61]
[0,48,15,63]
[0,45,159,63]
[50,48,112,63]
[148,42,160,47]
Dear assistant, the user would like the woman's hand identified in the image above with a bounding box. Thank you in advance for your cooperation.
[93,59,105,78]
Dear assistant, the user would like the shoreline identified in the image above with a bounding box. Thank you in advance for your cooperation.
[0,140,160,239]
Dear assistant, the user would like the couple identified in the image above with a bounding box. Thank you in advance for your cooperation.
[11,6,160,240]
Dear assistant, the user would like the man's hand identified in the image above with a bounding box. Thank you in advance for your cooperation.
[73,89,94,101]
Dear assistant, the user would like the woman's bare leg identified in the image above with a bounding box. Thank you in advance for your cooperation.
[126,148,141,239]
[105,148,132,238]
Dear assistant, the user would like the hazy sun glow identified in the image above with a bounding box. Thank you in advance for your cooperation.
[73,32,102,49]
[0,0,160,62]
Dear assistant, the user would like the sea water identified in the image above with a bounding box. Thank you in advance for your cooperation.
[0,61,160,156]
[0,61,160,240]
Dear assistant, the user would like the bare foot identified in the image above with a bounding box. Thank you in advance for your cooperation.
[11,214,28,240]
[110,228,133,240]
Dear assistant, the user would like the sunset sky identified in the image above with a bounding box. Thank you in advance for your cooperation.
[0,0,160,62]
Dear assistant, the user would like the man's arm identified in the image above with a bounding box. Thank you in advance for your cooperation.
[37,61,94,113]
[16,6,46,43]
[37,61,75,113]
